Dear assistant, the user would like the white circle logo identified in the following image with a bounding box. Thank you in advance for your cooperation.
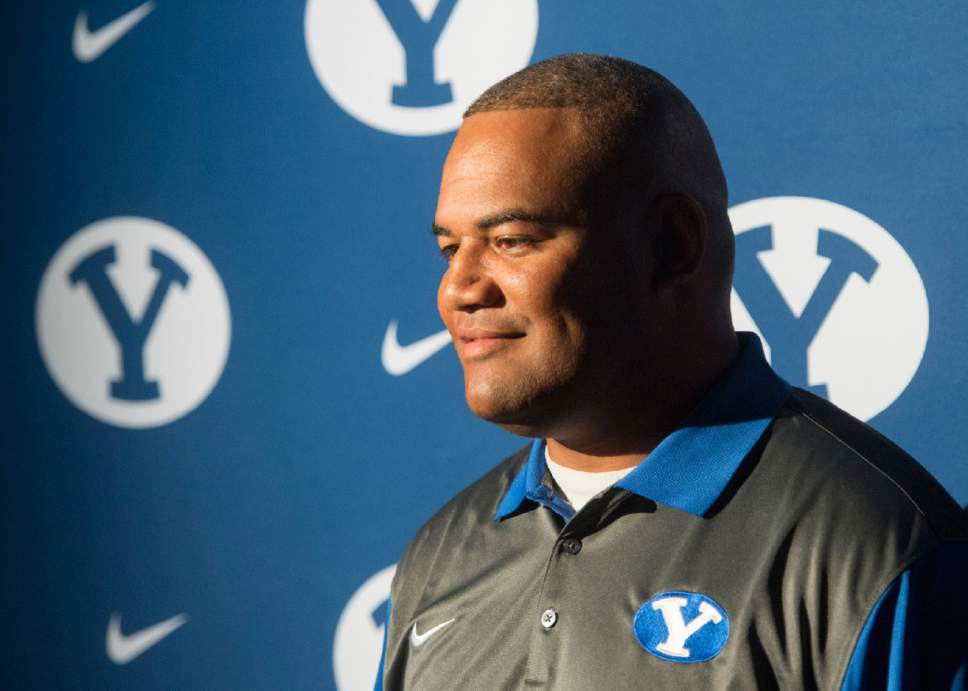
[729,196,929,421]
[304,0,539,136]
[333,564,396,691]
[36,216,232,429]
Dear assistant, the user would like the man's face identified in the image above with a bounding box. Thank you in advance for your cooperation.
[434,108,653,434]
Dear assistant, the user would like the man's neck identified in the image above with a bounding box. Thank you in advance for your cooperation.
[546,437,657,472]
[545,332,741,472]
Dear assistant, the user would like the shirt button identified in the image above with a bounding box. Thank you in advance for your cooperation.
[540,608,558,629]
[561,537,582,555]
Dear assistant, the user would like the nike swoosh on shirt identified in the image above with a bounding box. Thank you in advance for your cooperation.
[381,320,452,376]
[410,618,456,648]
[72,2,155,63]
[105,611,188,665]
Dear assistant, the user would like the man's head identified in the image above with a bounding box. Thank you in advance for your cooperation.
[433,54,736,442]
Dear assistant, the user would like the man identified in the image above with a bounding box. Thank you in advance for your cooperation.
[377,54,968,689]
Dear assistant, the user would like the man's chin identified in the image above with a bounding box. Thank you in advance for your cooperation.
[470,406,544,439]
[464,385,552,438]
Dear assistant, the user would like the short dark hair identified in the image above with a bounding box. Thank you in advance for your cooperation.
[464,53,733,290]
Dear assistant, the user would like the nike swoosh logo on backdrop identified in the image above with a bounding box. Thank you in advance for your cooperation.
[72,1,155,63]
[105,611,188,665]
[381,320,452,376]
[410,618,456,648]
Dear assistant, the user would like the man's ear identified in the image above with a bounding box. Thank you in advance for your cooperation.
[650,193,707,291]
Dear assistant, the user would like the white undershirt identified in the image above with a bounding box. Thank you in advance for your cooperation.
[544,446,636,513]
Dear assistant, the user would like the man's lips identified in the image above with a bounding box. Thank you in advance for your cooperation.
[456,328,525,359]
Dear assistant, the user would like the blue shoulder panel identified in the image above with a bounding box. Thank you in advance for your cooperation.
[841,541,968,690]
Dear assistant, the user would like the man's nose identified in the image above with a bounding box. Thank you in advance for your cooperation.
[439,245,502,313]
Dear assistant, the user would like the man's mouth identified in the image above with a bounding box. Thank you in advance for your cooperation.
[456,328,525,360]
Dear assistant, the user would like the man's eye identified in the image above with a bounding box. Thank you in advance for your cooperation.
[495,236,538,252]
[438,243,459,261]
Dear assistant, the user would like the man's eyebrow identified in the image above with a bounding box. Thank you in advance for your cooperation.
[476,208,557,229]
[431,209,560,237]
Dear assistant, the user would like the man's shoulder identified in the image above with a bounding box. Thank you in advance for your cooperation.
[767,388,967,541]
[393,445,529,578]
[418,444,529,537]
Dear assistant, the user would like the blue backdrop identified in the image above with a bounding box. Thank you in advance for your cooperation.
[5,1,967,688]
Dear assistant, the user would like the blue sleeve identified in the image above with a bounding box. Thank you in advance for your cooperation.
[374,596,391,691]
[841,541,968,690]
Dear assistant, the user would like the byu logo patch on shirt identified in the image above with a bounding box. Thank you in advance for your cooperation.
[633,591,730,663]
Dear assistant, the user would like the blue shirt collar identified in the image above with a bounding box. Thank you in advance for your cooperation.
[495,333,791,520]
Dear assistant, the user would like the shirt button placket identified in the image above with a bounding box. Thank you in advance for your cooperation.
[540,608,557,630]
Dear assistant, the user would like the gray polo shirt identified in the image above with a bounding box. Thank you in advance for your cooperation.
[378,335,968,689]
